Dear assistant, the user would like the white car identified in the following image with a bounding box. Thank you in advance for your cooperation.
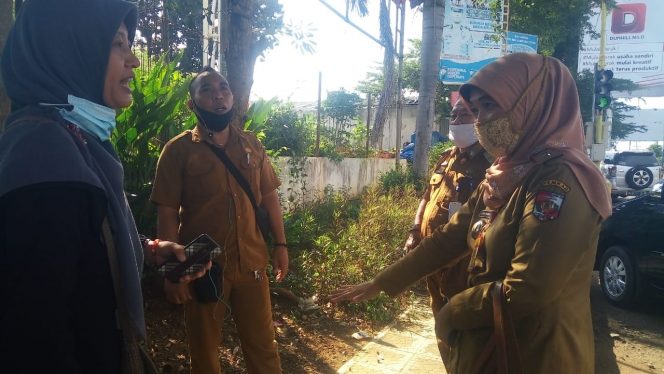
[601,151,661,191]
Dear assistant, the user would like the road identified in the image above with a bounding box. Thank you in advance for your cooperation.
[591,273,664,373]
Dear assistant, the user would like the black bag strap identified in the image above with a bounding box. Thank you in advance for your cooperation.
[205,143,261,212]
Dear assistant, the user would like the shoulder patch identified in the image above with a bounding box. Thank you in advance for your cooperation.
[532,191,565,221]
[542,179,570,193]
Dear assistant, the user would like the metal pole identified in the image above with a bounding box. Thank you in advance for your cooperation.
[316,0,389,51]
[366,93,372,156]
[316,72,322,157]
[395,0,405,165]
[594,0,607,145]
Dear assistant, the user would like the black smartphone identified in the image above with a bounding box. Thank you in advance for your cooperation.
[157,234,222,283]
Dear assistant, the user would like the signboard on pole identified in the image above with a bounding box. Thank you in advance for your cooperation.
[439,0,538,84]
[578,0,664,91]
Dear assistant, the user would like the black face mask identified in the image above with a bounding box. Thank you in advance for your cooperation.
[193,102,234,134]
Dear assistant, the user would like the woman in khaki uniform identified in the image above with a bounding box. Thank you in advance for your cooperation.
[331,53,612,373]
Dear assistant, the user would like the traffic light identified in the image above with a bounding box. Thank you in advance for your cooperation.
[594,69,614,110]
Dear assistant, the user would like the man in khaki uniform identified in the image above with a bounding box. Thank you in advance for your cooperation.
[151,67,288,373]
[330,54,612,373]
[403,98,491,364]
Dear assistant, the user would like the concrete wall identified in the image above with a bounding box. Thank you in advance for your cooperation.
[358,103,448,150]
[274,157,407,205]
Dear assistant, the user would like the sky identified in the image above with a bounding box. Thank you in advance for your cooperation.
[251,0,423,103]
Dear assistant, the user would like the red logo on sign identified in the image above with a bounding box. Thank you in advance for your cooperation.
[611,3,646,34]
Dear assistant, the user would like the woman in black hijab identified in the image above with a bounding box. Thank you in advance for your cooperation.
[0,1,202,371]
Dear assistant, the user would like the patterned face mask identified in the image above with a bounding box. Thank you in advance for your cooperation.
[474,115,520,158]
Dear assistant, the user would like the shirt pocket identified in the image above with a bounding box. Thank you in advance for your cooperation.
[184,158,222,201]
[239,151,261,191]
[430,172,444,187]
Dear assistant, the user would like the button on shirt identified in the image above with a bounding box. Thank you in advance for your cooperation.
[150,126,281,272]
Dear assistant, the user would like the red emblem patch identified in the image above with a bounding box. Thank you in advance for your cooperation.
[532,191,565,221]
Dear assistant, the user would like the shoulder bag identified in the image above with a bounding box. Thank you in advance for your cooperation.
[205,143,272,242]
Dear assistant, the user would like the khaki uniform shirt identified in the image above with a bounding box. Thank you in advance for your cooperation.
[375,153,602,374]
[421,142,491,237]
[150,126,281,272]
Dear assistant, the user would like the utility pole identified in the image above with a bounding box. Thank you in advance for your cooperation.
[594,0,608,145]
[394,0,406,164]
[316,72,322,157]
[366,93,372,156]
[589,0,612,164]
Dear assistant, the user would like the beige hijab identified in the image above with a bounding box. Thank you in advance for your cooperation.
[460,53,612,219]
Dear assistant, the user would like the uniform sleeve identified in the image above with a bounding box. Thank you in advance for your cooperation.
[259,144,281,196]
[439,168,603,332]
[150,141,183,209]
[374,185,480,296]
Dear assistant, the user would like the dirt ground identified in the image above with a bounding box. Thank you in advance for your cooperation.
[143,273,664,374]
[591,273,664,374]
[142,274,386,374]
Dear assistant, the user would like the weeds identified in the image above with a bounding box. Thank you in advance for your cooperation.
[280,183,419,322]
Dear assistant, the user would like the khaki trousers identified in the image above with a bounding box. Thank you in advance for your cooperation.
[426,255,471,371]
[184,263,281,374]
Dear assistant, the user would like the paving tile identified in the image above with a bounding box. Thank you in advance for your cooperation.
[337,297,446,373]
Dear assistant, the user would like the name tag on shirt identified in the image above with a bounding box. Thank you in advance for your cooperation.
[448,202,462,219]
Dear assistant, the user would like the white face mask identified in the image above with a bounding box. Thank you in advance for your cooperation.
[448,123,478,149]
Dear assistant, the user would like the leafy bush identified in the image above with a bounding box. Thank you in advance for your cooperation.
[262,103,315,157]
[378,165,425,194]
[114,54,194,234]
[281,185,419,321]
[428,140,454,169]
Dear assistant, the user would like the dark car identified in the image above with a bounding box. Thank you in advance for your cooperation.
[595,190,664,307]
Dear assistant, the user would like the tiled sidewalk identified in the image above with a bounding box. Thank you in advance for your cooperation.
[337,296,447,373]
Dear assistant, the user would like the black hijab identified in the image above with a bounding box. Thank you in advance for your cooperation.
[0,0,147,339]
[1,0,137,109]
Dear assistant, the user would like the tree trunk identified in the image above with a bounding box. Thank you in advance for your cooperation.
[226,0,257,121]
[413,0,444,178]
[370,0,395,147]
[0,0,14,130]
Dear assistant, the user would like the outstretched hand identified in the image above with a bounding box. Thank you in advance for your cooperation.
[328,280,382,303]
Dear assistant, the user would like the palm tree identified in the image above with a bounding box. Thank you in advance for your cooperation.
[350,0,395,148]
[351,0,443,173]
[370,0,396,147]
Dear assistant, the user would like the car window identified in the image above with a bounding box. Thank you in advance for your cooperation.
[614,152,658,167]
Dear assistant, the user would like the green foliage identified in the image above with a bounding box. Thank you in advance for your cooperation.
[282,185,420,321]
[282,21,318,55]
[429,140,454,169]
[114,54,195,234]
[136,0,204,73]
[509,0,599,74]
[378,166,425,194]
[262,102,315,157]
[323,89,363,146]
[648,144,663,163]
[402,39,422,92]
[356,67,384,96]
[610,101,646,141]
[244,97,280,142]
